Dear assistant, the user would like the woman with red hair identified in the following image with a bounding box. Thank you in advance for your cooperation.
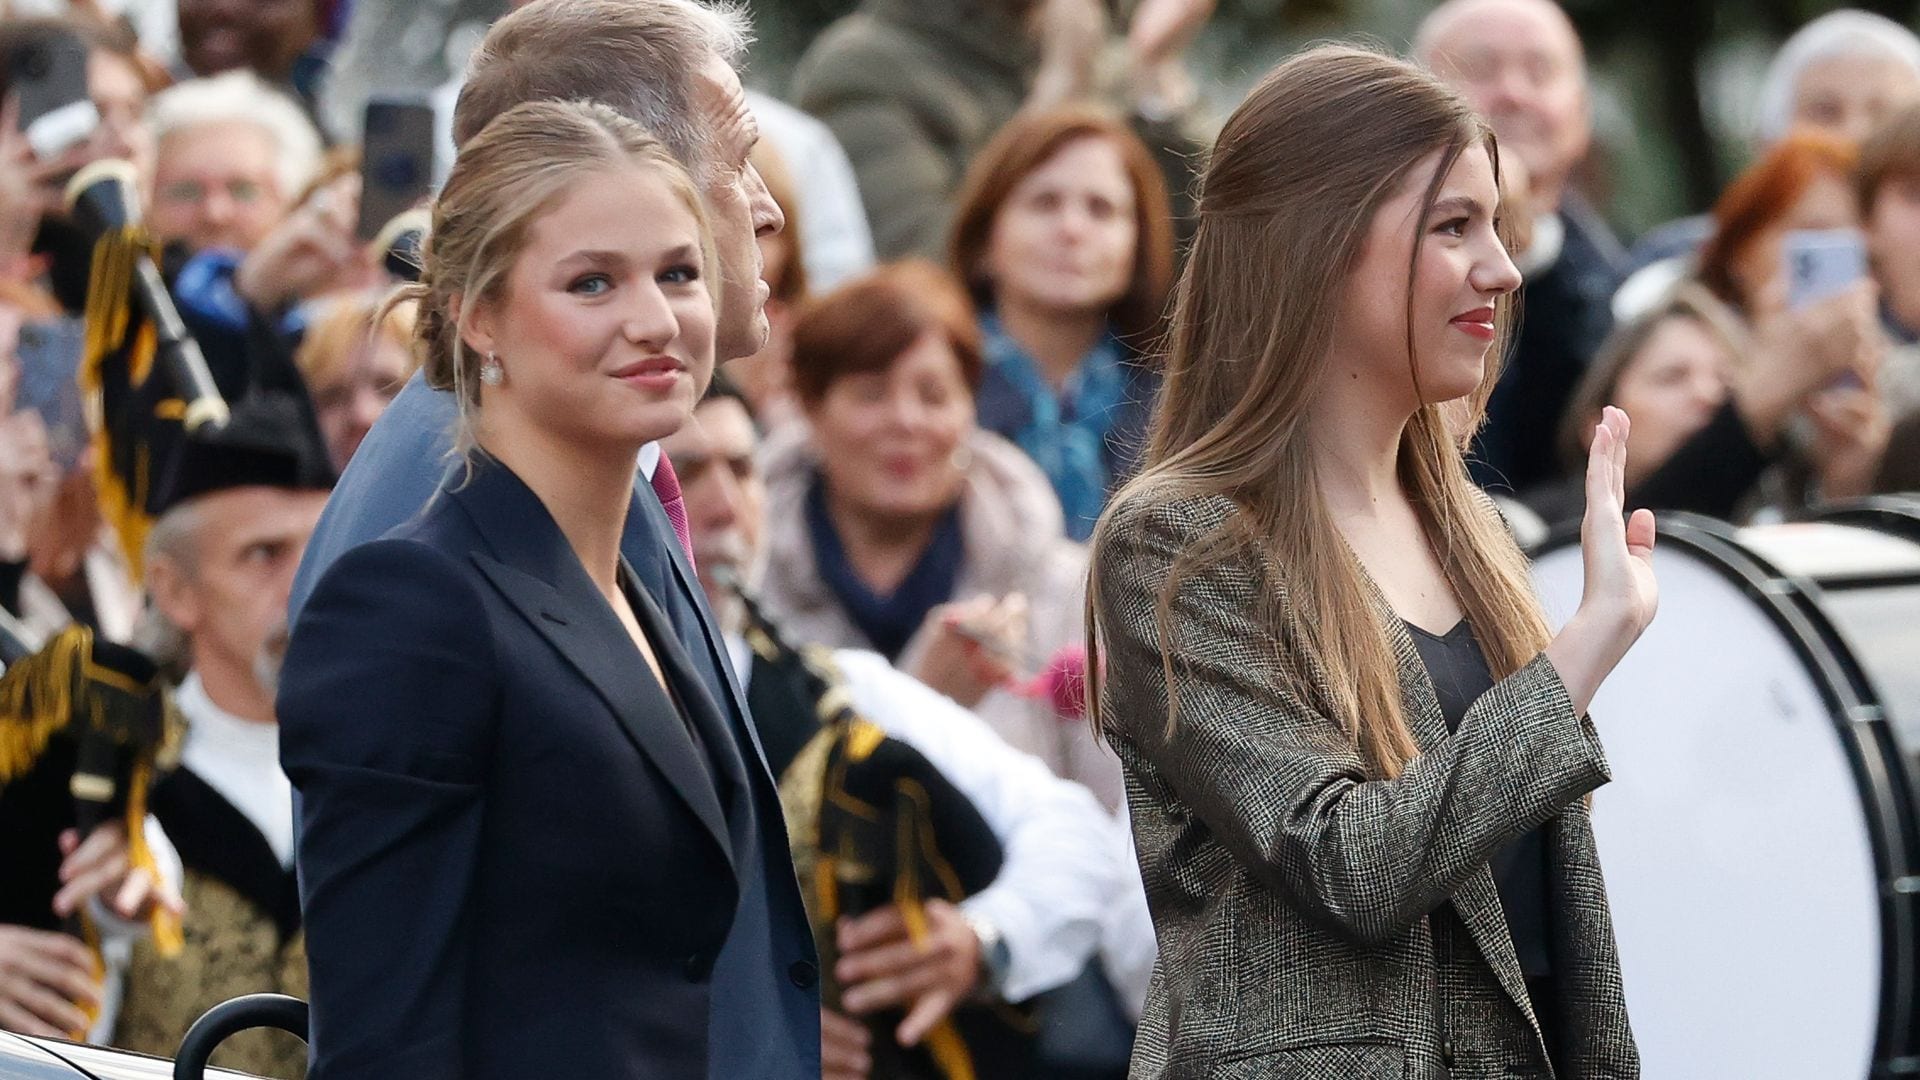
[1661,131,1892,507]
[1697,131,1862,313]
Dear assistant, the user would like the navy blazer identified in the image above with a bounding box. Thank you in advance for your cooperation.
[279,456,821,1079]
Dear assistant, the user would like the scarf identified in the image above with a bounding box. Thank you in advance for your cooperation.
[979,313,1128,541]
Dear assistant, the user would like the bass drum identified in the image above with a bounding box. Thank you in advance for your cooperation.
[1530,510,1920,1079]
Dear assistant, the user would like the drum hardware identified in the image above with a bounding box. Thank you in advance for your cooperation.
[1531,510,1920,1079]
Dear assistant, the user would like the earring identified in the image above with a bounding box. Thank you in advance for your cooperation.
[948,444,974,473]
[479,352,503,387]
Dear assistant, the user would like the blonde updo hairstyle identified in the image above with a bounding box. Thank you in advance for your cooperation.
[387,98,717,453]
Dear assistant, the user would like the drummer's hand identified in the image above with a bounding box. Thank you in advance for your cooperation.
[1544,406,1657,714]
[0,924,99,1039]
[836,900,982,1048]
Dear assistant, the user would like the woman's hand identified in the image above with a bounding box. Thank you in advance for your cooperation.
[908,594,1026,708]
[1805,381,1893,500]
[1737,284,1885,446]
[1544,406,1657,715]
[1028,0,1107,110]
[1125,0,1211,115]
[0,97,92,282]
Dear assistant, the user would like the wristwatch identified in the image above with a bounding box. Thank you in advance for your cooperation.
[961,909,1013,998]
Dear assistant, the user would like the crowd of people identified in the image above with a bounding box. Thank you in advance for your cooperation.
[0,0,1913,1076]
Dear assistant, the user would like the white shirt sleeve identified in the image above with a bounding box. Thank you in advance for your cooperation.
[831,648,1128,1002]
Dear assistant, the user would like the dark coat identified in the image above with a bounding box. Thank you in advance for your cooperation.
[1474,196,1627,494]
[279,456,821,1080]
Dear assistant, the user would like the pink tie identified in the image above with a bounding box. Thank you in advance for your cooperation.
[650,451,696,571]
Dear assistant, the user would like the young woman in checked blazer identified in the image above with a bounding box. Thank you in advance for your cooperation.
[1088,47,1652,1080]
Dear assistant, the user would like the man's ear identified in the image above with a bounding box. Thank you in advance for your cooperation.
[451,292,498,361]
[145,556,202,636]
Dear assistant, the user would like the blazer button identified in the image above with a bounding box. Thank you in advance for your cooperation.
[683,953,710,982]
[788,960,818,989]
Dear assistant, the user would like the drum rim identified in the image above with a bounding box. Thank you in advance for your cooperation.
[1819,496,1920,547]
[1534,511,1920,1071]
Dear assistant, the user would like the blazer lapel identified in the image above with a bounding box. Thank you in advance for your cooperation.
[625,478,780,779]
[1377,598,1545,1046]
[448,459,736,876]
[620,558,748,794]
[473,554,735,875]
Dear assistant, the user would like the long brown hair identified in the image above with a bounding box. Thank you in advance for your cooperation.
[1086,44,1550,779]
[948,104,1175,346]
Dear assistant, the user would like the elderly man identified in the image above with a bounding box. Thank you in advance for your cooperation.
[109,395,332,1077]
[286,1,822,1076]
[1416,0,1626,492]
[145,70,323,256]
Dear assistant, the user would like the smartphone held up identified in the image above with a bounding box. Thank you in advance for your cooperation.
[5,30,97,164]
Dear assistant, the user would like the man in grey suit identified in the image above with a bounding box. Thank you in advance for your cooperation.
[287,2,823,1076]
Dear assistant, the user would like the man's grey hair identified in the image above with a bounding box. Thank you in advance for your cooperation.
[147,71,325,199]
[143,500,205,581]
[136,502,206,682]
[453,0,751,179]
[1753,9,1920,145]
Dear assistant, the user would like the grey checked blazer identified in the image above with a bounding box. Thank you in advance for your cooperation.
[1094,493,1638,1080]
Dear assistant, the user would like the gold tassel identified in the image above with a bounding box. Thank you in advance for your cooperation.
[0,626,86,784]
[121,761,182,956]
[78,227,160,584]
[890,786,976,1080]
[923,1025,977,1080]
[72,916,103,1039]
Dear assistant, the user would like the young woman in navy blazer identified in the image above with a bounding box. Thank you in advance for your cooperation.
[277,100,778,1079]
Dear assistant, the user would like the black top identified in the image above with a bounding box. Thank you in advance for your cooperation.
[1471,194,1626,494]
[804,474,964,661]
[1407,619,1554,980]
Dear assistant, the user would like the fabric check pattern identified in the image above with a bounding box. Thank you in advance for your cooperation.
[1091,492,1638,1079]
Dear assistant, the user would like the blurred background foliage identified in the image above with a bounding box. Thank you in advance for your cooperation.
[744,0,1920,238]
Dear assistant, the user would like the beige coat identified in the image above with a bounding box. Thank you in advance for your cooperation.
[757,424,1123,810]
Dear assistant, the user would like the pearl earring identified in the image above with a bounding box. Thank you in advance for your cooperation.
[479,352,503,386]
